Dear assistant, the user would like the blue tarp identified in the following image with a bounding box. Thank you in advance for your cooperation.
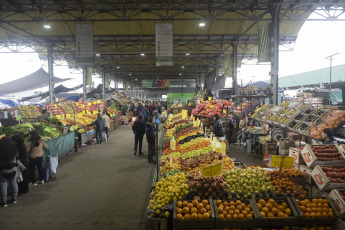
[66,95,80,101]
[0,99,21,108]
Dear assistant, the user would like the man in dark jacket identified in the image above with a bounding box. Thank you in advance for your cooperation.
[121,105,128,125]
[226,115,235,145]
[213,114,224,137]
[132,115,146,155]
[88,114,104,144]
[145,116,156,163]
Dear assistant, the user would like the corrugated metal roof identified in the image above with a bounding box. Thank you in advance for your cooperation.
[279,64,345,88]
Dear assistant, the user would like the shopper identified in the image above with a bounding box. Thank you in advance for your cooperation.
[322,128,337,144]
[121,105,128,125]
[132,115,146,156]
[88,114,105,144]
[27,131,48,186]
[102,112,111,141]
[145,116,156,163]
[11,134,29,195]
[142,106,149,123]
[213,114,224,137]
[226,115,235,145]
[0,137,19,207]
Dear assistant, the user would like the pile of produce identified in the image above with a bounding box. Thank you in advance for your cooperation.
[179,151,230,172]
[267,169,306,197]
[215,199,254,220]
[310,110,345,140]
[17,105,40,118]
[321,166,345,183]
[337,190,345,200]
[295,198,334,218]
[256,198,293,218]
[176,200,212,220]
[59,102,75,114]
[166,119,188,129]
[45,103,65,116]
[191,100,233,117]
[310,145,343,161]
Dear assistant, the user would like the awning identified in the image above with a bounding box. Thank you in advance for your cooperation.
[20,84,82,101]
[0,67,72,96]
[0,99,21,108]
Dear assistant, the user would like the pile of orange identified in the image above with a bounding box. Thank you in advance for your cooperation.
[176,200,211,220]
[295,198,335,218]
[216,200,254,220]
[257,199,293,218]
[299,226,331,230]
[257,227,289,230]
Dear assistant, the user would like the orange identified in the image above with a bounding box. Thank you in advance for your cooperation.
[322,212,328,217]
[222,211,227,216]
[323,203,329,208]
[184,214,190,219]
[224,206,230,212]
[228,210,234,215]
[235,200,242,206]
[310,212,316,218]
[299,206,306,212]
[238,214,244,219]
[219,214,225,219]
[216,200,222,206]
[318,198,324,203]
[200,208,206,214]
[206,205,211,211]
[191,213,197,219]
[303,213,310,218]
[312,207,318,213]
[278,212,285,217]
[177,208,183,214]
[217,207,223,213]
[229,205,235,211]
[257,203,263,211]
[247,204,252,209]
[203,212,209,219]
[316,212,322,218]
[176,213,183,220]
[226,214,232,219]
[328,211,334,217]
[232,214,238,219]
[229,201,235,206]
[183,207,189,214]
[182,201,188,207]
[223,201,229,207]
[241,210,247,216]
[265,203,272,209]
[285,208,292,216]
[202,200,209,206]
[197,213,203,219]
[197,203,203,210]
[187,203,193,210]
[191,207,197,214]
[247,214,253,220]
[273,202,279,208]
[177,201,183,208]
[192,200,198,207]
[236,205,243,211]
[262,207,269,214]
[234,209,240,215]
[271,208,278,216]
[305,208,312,213]
[299,201,306,207]
[260,211,266,217]
[278,205,285,212]
[259,199,266,206]
[268,199,275,205]
[267,212,275,217]
[312,198,318,204]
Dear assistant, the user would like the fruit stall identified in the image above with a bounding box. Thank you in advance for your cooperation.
[147,112,345,230]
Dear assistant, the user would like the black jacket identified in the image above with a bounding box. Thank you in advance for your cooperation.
[121,107,127,116]
[145,123,156,143]
[89,118,104,132]
[213,119,223,137]
[133,119,146,136]
[16,144,29,166]
[226,119,234,134]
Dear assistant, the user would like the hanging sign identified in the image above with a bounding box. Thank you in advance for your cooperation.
[170,138,176,150]
[223,109,226,114]
[201,163,223,177]
[270,156,294,169]
[56,115,61,119]
[167,129,173,137]
[201,98,204,101]
[155,23,173,66]
[210,105,214,108]
[75,24,94,65]
[97,100,101,103]
[208,97,212,101]
[93,101,97,105]
[76,103,79,106]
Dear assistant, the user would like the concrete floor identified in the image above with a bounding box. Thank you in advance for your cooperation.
[0,125,263,230]
[0,125,155,230]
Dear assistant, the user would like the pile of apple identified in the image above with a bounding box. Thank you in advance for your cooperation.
[311,145,343,161]
[216,200,254,220]
[322,166,345,183]
[187,171,228,200]
[225,168,274,200]
[176,200,212,220]
[180,151,227,172]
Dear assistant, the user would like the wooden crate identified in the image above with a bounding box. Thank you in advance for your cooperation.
[148,217,168,230]
[290,197,337,225]
[173,199,215,229]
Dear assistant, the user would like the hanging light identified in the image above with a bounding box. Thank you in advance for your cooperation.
[43,24,51,29]
[199,22,206,27]
[140,53,145,56]
[186,53,190,56]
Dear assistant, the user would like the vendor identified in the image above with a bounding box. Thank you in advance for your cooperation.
[321,128,337,145]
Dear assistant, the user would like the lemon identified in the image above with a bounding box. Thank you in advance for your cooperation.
[165,211,169,218]
[156,209,161,214]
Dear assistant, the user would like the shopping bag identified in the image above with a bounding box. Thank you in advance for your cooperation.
[43,149,51,182]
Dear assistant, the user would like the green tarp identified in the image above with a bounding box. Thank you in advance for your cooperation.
[46,132,75,158]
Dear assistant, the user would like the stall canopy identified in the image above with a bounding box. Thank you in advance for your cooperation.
[0,67,71,96]
[0,99,21,108]
[20,84,82,101]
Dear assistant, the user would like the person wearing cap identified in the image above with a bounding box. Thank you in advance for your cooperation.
[226,115,235,145]
[321,128,337,144]
[213,114,223,137]
[87,114,104,144]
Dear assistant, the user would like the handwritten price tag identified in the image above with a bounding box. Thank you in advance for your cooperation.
[76,103,79,106]
[56,115,61,119]
[54,104,57,107]
[93,101,97,105]
[270,156,294,169]
[170,139,176,150]
[88,103,92,106]
[201,163,222,177]
[97,100,101,103]
[66,114,71,118]
[201,98,204,101]
[81,105,85,108]
[208,97,212,101]
[223,109,226,114]
[167,129,173,137]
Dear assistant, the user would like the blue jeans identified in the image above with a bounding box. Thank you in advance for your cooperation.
[0,177,18,204]
[122,115,128,124]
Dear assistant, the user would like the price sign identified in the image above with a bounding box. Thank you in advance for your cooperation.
[208,97,212,101]
[88,103,92,106]
[221,143,226,156]
[169,154,173,168]
[82,110,85,114]
[93,101,97,105]
[97,100,101,103]
[81,105,85,108]
[223,109,226,114]
[190,114,194,121]
[201,98,204,101]
[78,113,83,118]
[16,115,22,121]
[201,163,223,177]
[270,156,294,169]
[210,105,214,109]
[93,111,97,114]
[87,111,91,115]
[66,114,71,118]
[170,139,176,150]
[76,103,79,106]
[167,129,173,137]
[54,104,57,107]
[56,115,61,120]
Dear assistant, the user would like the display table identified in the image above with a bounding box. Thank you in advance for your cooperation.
[46,132,75,159]
[79,129,95,145]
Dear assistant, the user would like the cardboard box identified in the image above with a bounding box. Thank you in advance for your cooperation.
[300,165,312,184]
[311,165,345,191]
[280,138,294,149]
[264,141,276,155]
[312,186,329,198]
[289,148,301,165]
[301,144,345,168]
[328,189,345,218]
[293,164,300,171]
[279,146,289,156]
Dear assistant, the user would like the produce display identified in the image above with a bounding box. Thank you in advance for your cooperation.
[215,199,254,220]
[191,100,233,117]
[176,199,212,220]
[337,190,345,200]
[295,198,335,218]
[188,173,228,200]
[310,110,345,140]
[17,105,40,118]
[321,166,345,183]
[59,102,75,114]
[299,226,331,230]
[310,145,343,161]
[255,198,293,218]
[45,103,65,116]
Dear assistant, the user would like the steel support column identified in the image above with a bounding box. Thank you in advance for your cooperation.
[47,46,55,103]
[102,70,105,99]
[233,42,238,96]
[82,66,87,101]
[270,5,281,105]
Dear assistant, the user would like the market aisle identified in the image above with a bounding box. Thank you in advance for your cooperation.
[0,125,155,230]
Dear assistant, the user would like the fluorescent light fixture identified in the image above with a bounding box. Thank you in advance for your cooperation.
[96,53,101,57]
[140,53,145,56]
[43,24,51,29]
[117,66,120,69]
[186,53,190,56]
[135,78,138,81]
[179,73,182,76]
[199,22,206,27]
[181,65,185,68]
[129,73,131,76]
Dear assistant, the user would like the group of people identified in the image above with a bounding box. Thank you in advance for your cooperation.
[0,131,48,208]
[212,114,235,146]
[87,112,111,145]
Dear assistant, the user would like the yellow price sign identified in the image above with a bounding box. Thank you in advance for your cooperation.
[54,104,57,107]
[66,114,71,118]
[82,110,85,114]
[223,109,226,114]
[77,113,83,118]
[221,143,226,156]
[88,103,92,106]
[93,101,97,105]
[56,115,61,119]
[270,156,294,169]
[170,139,176,150]
[81,105,85,108]
[210,105,214,109]
[87,111,91,115]
[201,98,204,101]
[167,129,173,137]
[201,163,222,177]
[76,103,79,106]
[208,97,212,101]
[97,100,101,103]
